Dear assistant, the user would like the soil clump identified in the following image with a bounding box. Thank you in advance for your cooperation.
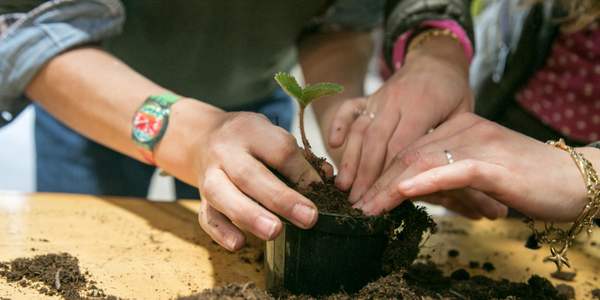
[0,253,116,300]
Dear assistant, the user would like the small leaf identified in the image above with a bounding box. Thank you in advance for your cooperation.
[274,72,303,102]
[301,83,344,104]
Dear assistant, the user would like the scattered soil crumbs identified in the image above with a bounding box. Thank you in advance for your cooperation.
[447,249,460,258]
[177,282,271,300]
[555,284,575,299]
[0,253,116,300]
[593,288,600,299]
[181,263,567,300]
[450,269,470,281]
[551,271,576,282]
[482,262,496,272]
[525,234,542,250]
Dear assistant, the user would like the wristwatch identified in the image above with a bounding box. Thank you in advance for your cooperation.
[131,94,180,165]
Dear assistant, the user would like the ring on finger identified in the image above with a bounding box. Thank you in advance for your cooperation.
[444,149,455,164]
[360,110,375,120]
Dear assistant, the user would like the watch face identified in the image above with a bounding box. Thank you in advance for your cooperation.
[133,103,166,143]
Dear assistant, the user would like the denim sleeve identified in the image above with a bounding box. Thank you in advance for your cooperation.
[0,0,125,127]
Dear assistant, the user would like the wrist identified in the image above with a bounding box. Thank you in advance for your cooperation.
[154,98,225,185]
[405,35,470,77]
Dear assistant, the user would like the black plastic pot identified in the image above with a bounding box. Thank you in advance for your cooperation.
[265,211,391,296]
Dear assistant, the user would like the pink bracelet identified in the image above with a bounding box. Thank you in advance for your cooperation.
[392,20,474,70]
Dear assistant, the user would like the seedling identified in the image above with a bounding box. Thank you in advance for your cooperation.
[274,72,343,163]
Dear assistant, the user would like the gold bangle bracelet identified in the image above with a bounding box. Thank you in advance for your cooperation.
[408,28,460,53]
[527,138,600,271]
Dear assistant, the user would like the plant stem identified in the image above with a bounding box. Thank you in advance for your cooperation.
[298,106,312,154]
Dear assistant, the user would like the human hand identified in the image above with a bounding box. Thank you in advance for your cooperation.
[354,113,593,223]
[192,112,323,251]
[330,36,473,203]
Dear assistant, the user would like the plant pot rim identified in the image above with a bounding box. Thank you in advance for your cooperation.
[282,210,391,236]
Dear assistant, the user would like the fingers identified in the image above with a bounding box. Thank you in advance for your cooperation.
[250,126,322,189]
[386,113,482,167]
[320,160,334,178]
[355,148,450,215]
[198,200,246,251]
[348,108,401,202]
[398,160,505,199]
[441,189,507,220]
[335,114,371,191]
[223,153,318,229]
[200,168,283,241]
[328,99,367,148]
[382,112,435,170]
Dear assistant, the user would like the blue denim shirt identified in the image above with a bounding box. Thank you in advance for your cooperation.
[0,0,381,128]
[0,0,121,127]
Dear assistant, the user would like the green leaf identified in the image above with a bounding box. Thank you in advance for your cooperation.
[274,72,303,102]
[301,83,344,104]
[274,72,344,107]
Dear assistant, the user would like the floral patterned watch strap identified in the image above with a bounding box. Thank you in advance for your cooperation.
[131,94,181,165]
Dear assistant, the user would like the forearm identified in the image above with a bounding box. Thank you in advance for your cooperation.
[26,47,223,186]
[405,33,469,77]
[299,31,374,159]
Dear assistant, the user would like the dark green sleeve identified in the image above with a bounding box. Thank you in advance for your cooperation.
[0,0,46,14]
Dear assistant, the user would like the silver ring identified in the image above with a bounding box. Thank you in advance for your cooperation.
[361,110,375,120]
[444,150,455,164]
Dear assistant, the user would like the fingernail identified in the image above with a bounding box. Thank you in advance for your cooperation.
[225,235,239,251]
[353,200,365,209]
[496,204,508,218]
[359,201,375,215]
[335,175,349,191]
[349,189,362,204]
[398,179,414,192]
[292,203,318,227]
[256,216,278,240]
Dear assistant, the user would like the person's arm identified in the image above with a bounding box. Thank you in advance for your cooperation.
[27,47,323,251]
[317,0,475,203]
[0,0,124,127]
[354,112,600,223]
[26,48,213,183]
[4,1,322,252]
[299,30,374,163]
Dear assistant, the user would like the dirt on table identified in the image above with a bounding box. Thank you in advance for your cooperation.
[180,262,569,300]
[177,282,271,300]
[592,288,600,299]
[0,253,116,300]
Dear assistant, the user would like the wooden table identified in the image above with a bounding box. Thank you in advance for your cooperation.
[0,192,598,299]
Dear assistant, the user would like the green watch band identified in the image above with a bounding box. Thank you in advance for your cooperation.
[132,93,181,165]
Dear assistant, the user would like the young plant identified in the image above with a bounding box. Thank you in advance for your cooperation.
[274,72,343,163]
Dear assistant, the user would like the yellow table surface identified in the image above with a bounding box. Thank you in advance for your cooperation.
[0,192,598,299]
